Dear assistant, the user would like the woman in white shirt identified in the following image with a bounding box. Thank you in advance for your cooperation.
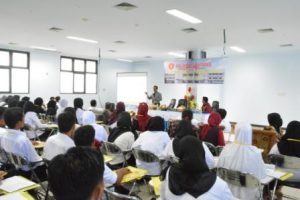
[132,116,170,175]
[24,101,48,140]
[160,136,233,200]
[56,98,68,118]
[74,98,84,125]
[163,120,215,169]
[217,122,266,200]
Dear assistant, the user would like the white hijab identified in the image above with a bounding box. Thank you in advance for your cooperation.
[217,122,267,200]
[82,111,108,142]
[82,111,96,125]
[56,99,69,117]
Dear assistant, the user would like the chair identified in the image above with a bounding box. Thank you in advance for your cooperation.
[167,99,176,110]
[217,167,262,199]
[177,99,187,108]
[204,142,223,156]
[212,101,219,112]
[104,188,141,200]
[252,129,277,159]
[101,142,129,167]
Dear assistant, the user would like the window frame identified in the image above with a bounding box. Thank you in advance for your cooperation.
[0,48,30,94]
[60,56,98,94]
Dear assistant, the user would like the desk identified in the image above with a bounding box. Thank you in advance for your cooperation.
[148,110,209,123]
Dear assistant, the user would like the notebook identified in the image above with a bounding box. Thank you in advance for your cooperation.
[0,176,38,193]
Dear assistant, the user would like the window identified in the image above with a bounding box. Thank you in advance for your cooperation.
[117,73,147,105]
[0,49,29,93]
[60,56,97,94]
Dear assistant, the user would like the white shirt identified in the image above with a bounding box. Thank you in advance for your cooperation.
[221,119,231,133]
[43,133,75,160]
[76,108,84,125]
[160,169,233,200]
[24,111,48,139]
[0,129,42,170]
[132,131,170,175]
[0,127,7,144]
[89,107,104,115]
[104,164,117,186]
[93,124,108,142]
[163,139,215,169]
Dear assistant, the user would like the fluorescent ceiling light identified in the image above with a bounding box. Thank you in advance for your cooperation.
[166,9,202,24]
[66,36,98,44]
[117,58,133,62]
[230,46,246,53]
[30,46,57,51]
[168,52,186,58]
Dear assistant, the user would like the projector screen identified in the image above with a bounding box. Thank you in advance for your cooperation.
[117,72,147,105]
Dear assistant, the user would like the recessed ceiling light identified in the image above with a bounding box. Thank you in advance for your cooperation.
[117,58,133,62]
[168,52,186,58]
[115,2,137,11]
[257,28,274,33]
[30,46,57,51]
[166,9,202,24]
[66,36,98,44]
[182,28,197,33]
[8,42,18,45]
[49,27,63,32]
[144,56,152,58]
[230,46,246,53]
[108,50,117,53]
[114,40,126,44]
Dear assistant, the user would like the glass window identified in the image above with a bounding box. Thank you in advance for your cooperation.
[86,61,96,73]
[11,68,29,93]
[86,74,97,93]
[61,58,72,71]
[12,52,28,68]
[74,73,85,93]
[74,59,84,72]
[60,72,73,93]
[0,51,9,66]
[0,69,10,92]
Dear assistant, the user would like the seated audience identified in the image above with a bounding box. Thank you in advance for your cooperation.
[108,112,137,166]
[74,125,130,187]
[217,123,266,199]
[48,147,105,200]
[181,109,199,132]
[21,96,30,102]
[102,102,113,124]
[269,120,300,182]
[201,96,212,113]
[164,120,215,169]
[199,112,225,146]
[132,116,170,175]
[266,112,283,139]
[160,136,233,200]
[34,97,46,115]
[8,99,18,108]
[43,112,76,160]
[74,97,84,125]
[56,98,68,118]
[16,100,26,109]
[46,99,57,117]
[24,101,48,140]
[217,108,231,132]
[89,99,104,115]
[133,102,151,132]
[108,101,125,126]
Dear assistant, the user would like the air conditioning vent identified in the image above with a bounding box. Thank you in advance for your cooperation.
[182,28,197,33]
[49,27,63,32]
[280,44,293,47]
[257,28,274,33]
[115,2,137,11]
[108,50,117,52]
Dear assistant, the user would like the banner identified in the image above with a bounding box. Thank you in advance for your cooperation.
[164,58,224,84]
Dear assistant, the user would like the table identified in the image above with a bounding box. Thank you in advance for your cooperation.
[148,110,210,123]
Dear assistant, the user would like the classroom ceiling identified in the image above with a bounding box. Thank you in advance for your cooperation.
[0,0,299,61]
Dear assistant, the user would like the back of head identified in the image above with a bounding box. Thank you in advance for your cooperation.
[58,112,76,133]
[117,112,131,128]
[90,99,97,107]
[48,147,104,200]
[21,96,30,102]
[74,125,95,147]
[116,102,125,113]
[34,97,44,106]
[16,100,26,109]
[235,122,252,145]
[283,121,300,140]
[105,102,111,110]
[23,101,35,114]
[181,109,193,121]
[208,112,222,126]
[47,100,57,109]
[4,107,24,129]
[148,116,164,131]
[73,98,83,110]
[82,111,96,125]
[175,120,194,139]
[55,96,61,102]
[13,95,20,102]
[267,113,283,130]
[8,100,18,108]
[202,96,208,103]
[64,107,76,117]
[138,102,148,116]
[217,108,227,120]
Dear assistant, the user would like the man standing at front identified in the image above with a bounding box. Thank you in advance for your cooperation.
[145,85,162,106]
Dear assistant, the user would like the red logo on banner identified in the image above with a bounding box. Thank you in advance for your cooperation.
[168,63,175,70]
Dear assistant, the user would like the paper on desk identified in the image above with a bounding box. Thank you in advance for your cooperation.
[0,192,27,200]
[0,176,36,193]
[266,169,293,181]
[150,177,161,196]
[121,166,148,183]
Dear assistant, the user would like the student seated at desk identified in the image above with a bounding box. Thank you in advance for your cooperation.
[160,136,233,200]
[56,98,68,118]
[132,102,151,132]
[48,147,105,200]
[269,120,300,182]
[1,107,46,180]
[217,108,231,133]
[132,116,170,175]
[74,98,84,125]
[89,99,104,115]
[217,122,266,200]
[164,120,215,169]
[33,97,46,116]
[108,101,125,126]
[199,112,225,146]
[43,112,76,160]
[74,125,130,187]
[266,112,283,139]
[201,96,212,113]
[46,100,57,117]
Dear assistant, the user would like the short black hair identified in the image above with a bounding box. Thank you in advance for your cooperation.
[90,99,97,107]
[105,102,111,110]
[74,98,83,110]
[148,116,164,131]
[74,125,95,147]
[8,100,18,108]
[16,100,26,109]
[48,147,104,200]
[57,112,76,133]
[13,95,20,101]
[182,109,193,121]
[50,97,55,101]
[55,96,61,102]
[217,108,227,120]
[34,97,44,106]
[0,107,7,119]
[23,101,36,114]
[4,107,24,129]
[21,96,30,102]
[154,85,158,89]
[64,107,76,116]
[203,96,208,103]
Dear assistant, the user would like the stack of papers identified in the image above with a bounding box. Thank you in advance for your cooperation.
[0,192,34,200]
[0,176,38,193]
[121,166,148,183]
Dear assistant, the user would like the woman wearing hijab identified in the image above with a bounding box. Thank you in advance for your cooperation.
[82,111,108,146]
[74,98,84,125]
[56,99,68,118]
[108,102,125,126]
[34,97,46,115]
[266,113,283,138]
[164,120,215,169]
[160,136,232,200]
[269,121,300,182]
[132,116,170,175]
[217,123,267,199]
[199,112,225,146]
[133,102,151,132]
[108,112,136,166]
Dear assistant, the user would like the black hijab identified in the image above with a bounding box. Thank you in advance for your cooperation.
[278,121,300,157]
[268,113,283,134]
[168,136,217,198]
